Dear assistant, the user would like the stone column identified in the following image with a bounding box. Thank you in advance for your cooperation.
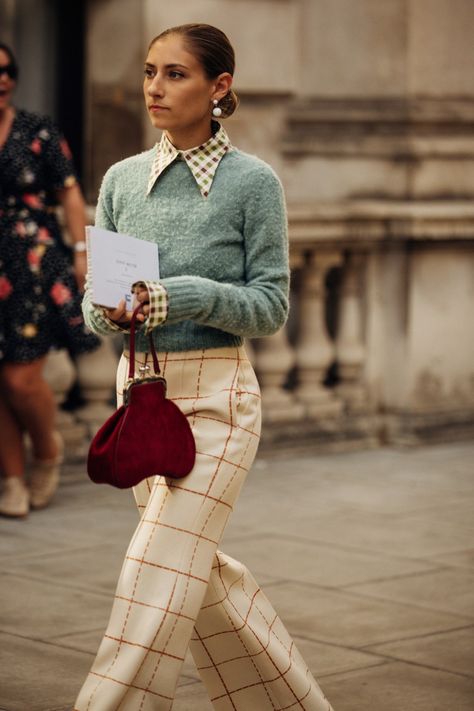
[254,329,304,424]
[294,249,343,418]
[336,251,368,411]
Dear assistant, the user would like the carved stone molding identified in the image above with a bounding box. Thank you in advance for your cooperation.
[282,98,474,159]
[288,200,474,249]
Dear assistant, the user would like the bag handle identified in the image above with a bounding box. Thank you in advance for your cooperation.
[128,303,161,379]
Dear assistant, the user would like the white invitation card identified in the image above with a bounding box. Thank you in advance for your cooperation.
[85,226,160,309]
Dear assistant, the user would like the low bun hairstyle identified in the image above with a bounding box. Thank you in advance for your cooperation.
[149,24,239,118]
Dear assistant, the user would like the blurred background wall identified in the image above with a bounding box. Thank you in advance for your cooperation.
[3,0,474,450]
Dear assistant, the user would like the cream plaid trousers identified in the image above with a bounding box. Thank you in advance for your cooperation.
[75,346,332,711]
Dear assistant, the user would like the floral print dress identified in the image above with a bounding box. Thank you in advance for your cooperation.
[0,109,100,362]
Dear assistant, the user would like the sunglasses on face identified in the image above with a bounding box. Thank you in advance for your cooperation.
[0,63,17,79]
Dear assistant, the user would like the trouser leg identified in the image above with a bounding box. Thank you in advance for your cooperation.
[190,552,333,711]
[74,348,261,710]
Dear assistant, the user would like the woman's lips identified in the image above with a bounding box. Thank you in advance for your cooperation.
[149,105,169,113]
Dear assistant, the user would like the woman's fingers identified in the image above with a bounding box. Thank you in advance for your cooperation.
[135,287,150,304]
[105,299,129,324]
[104,291,150,325]
[132,286,150,319]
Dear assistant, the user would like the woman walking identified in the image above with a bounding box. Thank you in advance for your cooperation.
[0,43,100,518]
[75,24,332,710]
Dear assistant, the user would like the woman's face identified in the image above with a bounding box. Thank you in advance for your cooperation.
[0,49,16,111]
[143,34,216,138]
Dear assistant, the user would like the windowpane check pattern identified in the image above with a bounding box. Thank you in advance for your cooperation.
[74,347,332,710]
[147,123,232,199]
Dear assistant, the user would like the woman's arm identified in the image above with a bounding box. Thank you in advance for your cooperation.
[39,119,88,291]
[58,183,88,291]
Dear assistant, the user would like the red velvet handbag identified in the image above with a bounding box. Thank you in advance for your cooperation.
[87,305,196,488]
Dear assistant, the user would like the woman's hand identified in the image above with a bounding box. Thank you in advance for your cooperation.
[103,285,150,326]
[103,300,138,326]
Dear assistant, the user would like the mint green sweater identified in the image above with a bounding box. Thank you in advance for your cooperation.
[82,147,289,352]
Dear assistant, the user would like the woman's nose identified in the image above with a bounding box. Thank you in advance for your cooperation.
[147,74,164,97]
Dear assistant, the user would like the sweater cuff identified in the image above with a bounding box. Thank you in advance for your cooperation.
[159,275,208,324]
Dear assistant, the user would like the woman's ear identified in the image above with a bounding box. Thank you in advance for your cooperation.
[213,72,233,101]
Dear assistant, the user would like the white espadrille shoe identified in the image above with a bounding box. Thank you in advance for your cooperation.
[0,477,30,518]
[29,431,64,510]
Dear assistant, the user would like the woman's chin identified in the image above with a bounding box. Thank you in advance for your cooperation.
[148,113,172,131]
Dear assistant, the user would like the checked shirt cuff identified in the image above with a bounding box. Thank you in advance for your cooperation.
[132,280,168,333]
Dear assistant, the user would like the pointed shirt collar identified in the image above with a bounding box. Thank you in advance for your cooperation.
[146,123,232,199]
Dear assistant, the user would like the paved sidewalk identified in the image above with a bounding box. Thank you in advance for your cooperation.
[0,441,473,710]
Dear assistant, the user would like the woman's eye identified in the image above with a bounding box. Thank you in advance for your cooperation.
[144,68,155,78]
[169,71,184,79]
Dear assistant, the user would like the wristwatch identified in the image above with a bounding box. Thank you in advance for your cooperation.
[74,241,87,253]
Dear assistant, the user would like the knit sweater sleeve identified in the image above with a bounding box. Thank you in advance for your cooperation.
[160,167,289,338]
[81,169,130,336]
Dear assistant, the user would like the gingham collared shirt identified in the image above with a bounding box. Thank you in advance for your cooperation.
[146,122,232,199]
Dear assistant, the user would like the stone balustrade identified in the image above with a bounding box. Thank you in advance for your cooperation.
[251,200,474,448]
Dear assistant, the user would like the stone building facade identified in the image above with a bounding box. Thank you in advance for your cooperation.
[3,0,474,449]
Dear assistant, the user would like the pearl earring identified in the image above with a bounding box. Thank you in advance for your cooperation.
[212,99,222,118]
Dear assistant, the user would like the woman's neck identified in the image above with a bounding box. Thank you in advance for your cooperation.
[165,123,213,151]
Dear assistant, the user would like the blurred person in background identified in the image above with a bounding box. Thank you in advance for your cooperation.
[0,42,100,518]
